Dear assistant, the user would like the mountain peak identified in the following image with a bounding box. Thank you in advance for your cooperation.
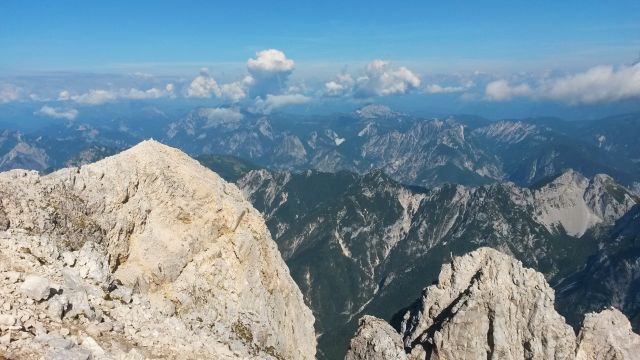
[346,247,639,359]
[0,141,316,359]
[355,104,397,119]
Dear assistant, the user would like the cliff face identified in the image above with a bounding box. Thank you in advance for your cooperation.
[0,140,315,359]
[346,248,640,360]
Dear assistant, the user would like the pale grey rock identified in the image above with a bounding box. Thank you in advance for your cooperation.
[347,248,640,360]
[399,247,576,360]
[0,314,16,326]
[65,289,94,320]
[148,293,175,316]
[3,271,21,284]
[51,347,91,360]
[20,275,52,301]
[0,332,11,345]
[345,315,407,360]
[0,140,315,359]
[60,251,76,267]
[575,308,640,360]
[48,294,69,320]
[110,285,133,304]
[81,336,106,357]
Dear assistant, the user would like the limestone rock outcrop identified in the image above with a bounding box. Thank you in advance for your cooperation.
[575,308,640,360]
[345,316,407,360]
[346,247,640,360]
[0,140,315,359]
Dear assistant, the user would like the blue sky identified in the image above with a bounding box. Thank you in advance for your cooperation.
[1,1,639,119]
[2,1,639,74]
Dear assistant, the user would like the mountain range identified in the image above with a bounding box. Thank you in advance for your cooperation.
[2,106,640,192]
[1,106,640,358]
[235,166,639,359]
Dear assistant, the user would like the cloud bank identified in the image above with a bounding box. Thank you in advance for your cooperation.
[251,94,311,114]
[35,105,78,120]
[485,64,640,104]
[485,80,532,101]
[60,84,175,105]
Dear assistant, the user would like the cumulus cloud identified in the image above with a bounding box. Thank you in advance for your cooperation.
[35,105,78,120]
[324,60,420,98]
[198,107,244,128]
[324,74,355,97]
[251,94,311,114]
[485,80,532,101]
[542,64,640,104]
[122,87,166,100]
[220,76,254,103]
[246,49,295,97]
[71,89,118,105]
[187,68,221,98]
[485,64,640,104]
[247,49,295,76]
[185,49,295,102]
[0,84,20,103]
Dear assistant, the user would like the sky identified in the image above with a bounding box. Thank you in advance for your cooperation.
[1,0,639,119]
[2,1,639,73]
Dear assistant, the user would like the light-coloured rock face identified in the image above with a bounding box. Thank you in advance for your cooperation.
[575,308,640,360]
[345,316,407,360]
[400,247,576,360]
[0,140,315,359]
[533,170,637,237]
[346,248,640,360]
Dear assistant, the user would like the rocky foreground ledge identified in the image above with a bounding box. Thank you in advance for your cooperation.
[345,247,640,360]
[0,140,315,359]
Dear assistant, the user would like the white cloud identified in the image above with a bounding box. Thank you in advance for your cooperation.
[324,74,355,97]
[246,49,295,97]
[251,94,311,114]
[485,80,532,101]
[185,49,295,101]
[219,76,254,103]
[484,64,640,104]
[187,68,221,98]
[198,107,244,128]
[58,90,71,101]
[122,87,166,100]
[71,89,118,105]
[542,64,640,104]
[324,60,420,98]
[35,105,78,120]
[0,84,20,103]
[247,49,295,75]
[67,84,174,104]
[425,82,472,94]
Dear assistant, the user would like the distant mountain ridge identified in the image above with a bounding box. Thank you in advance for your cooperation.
[236,167,639,359]
[1,109,639,190]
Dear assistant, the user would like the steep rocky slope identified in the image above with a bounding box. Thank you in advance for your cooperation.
[237,167,639,359]
[345,248,640,359]
[0,140,315,359]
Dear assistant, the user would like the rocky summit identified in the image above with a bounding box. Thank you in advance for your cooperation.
[0,140,315,359]
[345,248,640,360]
